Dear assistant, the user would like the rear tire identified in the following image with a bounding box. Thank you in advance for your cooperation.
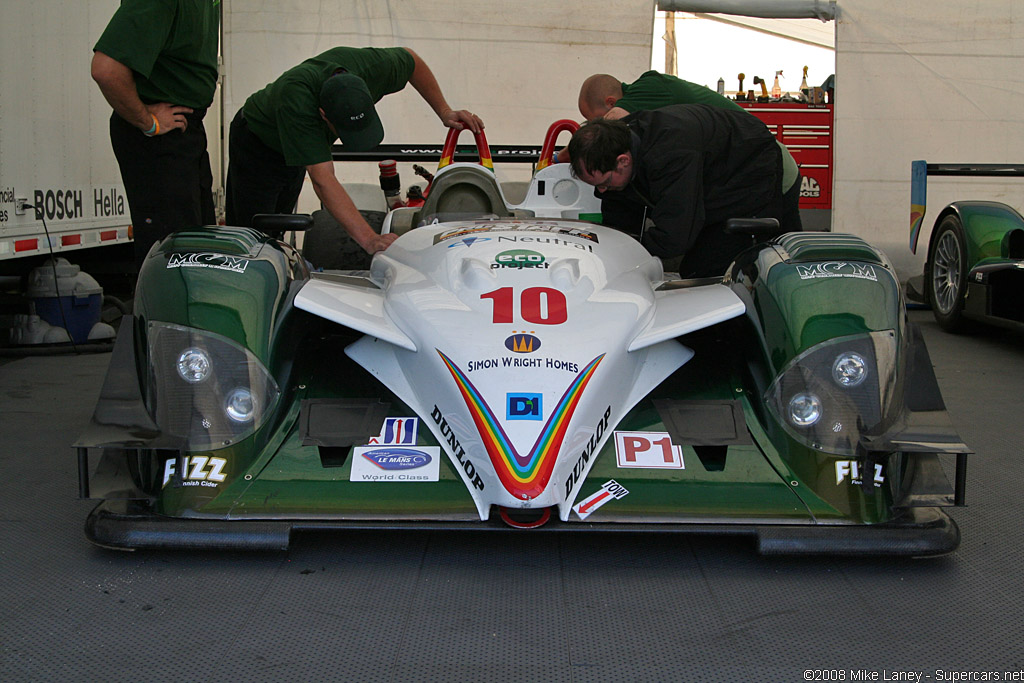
[301,210,385,271]
[926,214,971,332]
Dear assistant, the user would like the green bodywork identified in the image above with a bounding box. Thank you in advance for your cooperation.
[936,201,1024,269]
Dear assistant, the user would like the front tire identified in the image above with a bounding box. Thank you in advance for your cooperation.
[926,214,971,332]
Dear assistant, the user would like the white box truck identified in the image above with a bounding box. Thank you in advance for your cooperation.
[0,2,137,278]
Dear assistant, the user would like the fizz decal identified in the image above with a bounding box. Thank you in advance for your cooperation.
[835,460,885,487]
[573,480,629,520]
[163,456,227,488]
[438,350,605,500]
[614,431,684,469]
[350,446,441,482]
[167,253,251,273]
[796,262,878,282]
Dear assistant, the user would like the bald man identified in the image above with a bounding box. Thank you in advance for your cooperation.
[566,71,802,233]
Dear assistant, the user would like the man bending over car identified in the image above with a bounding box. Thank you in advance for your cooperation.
[567,106,788,278]
[226,46,483,255]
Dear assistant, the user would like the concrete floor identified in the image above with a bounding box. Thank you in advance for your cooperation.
[1,309,1022,681]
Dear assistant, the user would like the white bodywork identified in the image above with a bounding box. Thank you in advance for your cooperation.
[295,165,746,520]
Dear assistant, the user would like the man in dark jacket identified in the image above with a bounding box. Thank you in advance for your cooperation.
[568,105,787,278]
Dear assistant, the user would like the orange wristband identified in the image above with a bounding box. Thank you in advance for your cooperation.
[143,114,159,137]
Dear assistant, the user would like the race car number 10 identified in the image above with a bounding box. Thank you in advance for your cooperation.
[481,287,567,325]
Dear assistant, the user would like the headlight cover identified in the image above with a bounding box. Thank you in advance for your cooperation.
[765,331,899,456]
[148,322,280,451]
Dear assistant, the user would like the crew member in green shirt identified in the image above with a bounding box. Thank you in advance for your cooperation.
[565,72,802,233]
[226,46,483,255]
[92,0,220,272]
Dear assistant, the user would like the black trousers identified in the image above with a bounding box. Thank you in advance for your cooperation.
[225,110,306,230]
[109,110,215,271]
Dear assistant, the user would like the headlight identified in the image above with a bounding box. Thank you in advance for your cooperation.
[765,331,899,455]
[225,387,257,423]
[788,393,822,426]
[149,322,280,451]
[176,347,211,383]
[832,352,868,387]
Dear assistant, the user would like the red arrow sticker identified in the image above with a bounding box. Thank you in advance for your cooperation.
[573,480,629,520]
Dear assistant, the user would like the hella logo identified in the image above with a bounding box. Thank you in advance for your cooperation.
[362,448,432,470]
[505,333,541,353]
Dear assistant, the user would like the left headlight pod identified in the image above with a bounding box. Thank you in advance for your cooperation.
[765,331,900,456]
[148,322,280,451]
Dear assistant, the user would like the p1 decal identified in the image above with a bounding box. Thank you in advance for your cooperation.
[438,349,604,500]
[574,480,629,520]
[507,393,542,421]
[367,417,419,445]
[614,431,684,469]
[350,446,441,482]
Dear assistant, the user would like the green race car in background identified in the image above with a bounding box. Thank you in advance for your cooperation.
[909,161,1024,332]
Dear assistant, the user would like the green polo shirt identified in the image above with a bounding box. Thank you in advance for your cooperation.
[616,71,745,113]
[242,47,415,167]
[616,71,799,192]
[94,0,220,108]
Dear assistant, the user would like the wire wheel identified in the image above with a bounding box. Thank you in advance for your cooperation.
[931,230,961,313]
[926,215,970,331]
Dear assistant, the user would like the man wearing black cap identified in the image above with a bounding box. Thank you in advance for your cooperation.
[226,46,483,254]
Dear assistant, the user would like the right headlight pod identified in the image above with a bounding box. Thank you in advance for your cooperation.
[765,331,900,456]
[148,322,280,451]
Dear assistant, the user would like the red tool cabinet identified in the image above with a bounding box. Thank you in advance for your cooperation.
[739,102,833,225]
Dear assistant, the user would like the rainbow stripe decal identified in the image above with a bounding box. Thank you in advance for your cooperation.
[437,350,605,499]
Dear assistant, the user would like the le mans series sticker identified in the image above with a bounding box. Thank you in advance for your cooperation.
[350,417,441,483]
[350,446,441,482]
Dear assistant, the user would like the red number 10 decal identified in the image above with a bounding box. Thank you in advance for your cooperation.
[480,287,567,325]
